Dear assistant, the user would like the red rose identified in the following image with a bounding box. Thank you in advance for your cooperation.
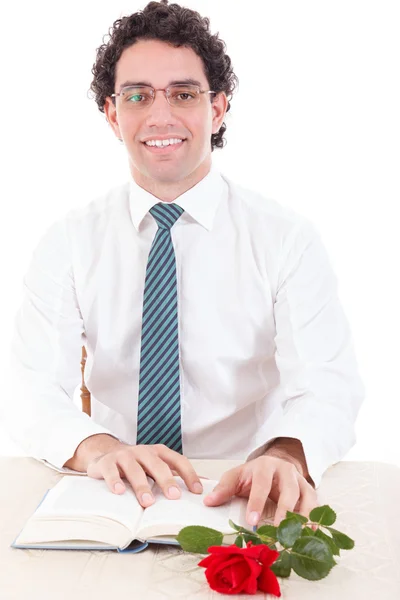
[198,541,281,596]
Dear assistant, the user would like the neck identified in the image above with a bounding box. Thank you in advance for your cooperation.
[130,160,212,202]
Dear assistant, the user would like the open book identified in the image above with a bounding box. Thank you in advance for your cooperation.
[12,475,249,553]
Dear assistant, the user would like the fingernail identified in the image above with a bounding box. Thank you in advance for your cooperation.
[193,482,203,493]
[248,511,260,525]
[141,492,154,504]
[114,482,125,493]
[168,486,181,499]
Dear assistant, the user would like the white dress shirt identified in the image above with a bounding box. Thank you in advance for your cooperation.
[3,162,365,487]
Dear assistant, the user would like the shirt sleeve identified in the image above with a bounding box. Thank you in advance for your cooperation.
[1,216,121,472]
[246,218,365,488]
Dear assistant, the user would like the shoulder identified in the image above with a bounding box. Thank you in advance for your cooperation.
[30,181,130,266]
[64,180,131,228]
[220,172,319,247]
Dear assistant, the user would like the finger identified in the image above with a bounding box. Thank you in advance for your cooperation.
[110,455,156,506]
[203,467,241,506]
[246,468,274,527]
[273,467,301,527]
[88,453,156,508]
[170,468,209,481]
[155,445,204,494]
[296,478,320,521]
[134,449,183,500]
[86,454,125,490]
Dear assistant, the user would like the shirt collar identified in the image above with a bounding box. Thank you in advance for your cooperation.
[128,162,226,232]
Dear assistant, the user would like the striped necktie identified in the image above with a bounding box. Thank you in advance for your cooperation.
[136,202,185,453]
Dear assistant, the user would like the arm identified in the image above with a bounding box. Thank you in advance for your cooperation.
[247,219,365,487]
[1,217,120,471]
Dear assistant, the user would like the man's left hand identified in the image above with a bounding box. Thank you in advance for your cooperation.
[203,455,319,527]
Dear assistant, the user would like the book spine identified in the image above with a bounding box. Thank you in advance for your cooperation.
[117,541,149,554]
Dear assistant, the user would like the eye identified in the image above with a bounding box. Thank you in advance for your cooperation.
[177,92,196,101]
[127,94,145,103]
[122,87,152,103]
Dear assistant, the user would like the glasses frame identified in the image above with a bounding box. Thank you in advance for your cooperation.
[110,84,218,108]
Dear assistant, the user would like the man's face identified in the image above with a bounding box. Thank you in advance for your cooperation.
[104,39,227,188]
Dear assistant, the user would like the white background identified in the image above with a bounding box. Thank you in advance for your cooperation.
[0,1,399,466]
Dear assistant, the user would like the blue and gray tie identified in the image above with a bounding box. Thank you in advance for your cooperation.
[136,202,185,453]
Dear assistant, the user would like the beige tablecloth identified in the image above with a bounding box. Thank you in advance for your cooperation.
[1,457,400,599]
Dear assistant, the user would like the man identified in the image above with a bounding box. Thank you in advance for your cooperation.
[3,0,364,528]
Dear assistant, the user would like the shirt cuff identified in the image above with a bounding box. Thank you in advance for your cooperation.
[245,430,347,489]
[27,416,124,473]
[33,458,88,475]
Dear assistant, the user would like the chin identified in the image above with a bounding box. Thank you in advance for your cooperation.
[147,164,190,180]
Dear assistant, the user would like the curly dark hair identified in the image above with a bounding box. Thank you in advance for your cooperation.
[88,0,239,151]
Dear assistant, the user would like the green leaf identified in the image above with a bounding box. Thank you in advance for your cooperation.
[256,524,278,545]
[277,518,303,548]
[228,519,242,532]
[270,550,292,578]
[234,535,244,548]
[309,505,336,526]
[269,543,278,551]
[243,533,263,545]
[302,526,315,536]
[256,524,278,539]
[325,527,355,550]
[227,520,264,546]
[285,511,308,524]
[314,529,340,556]
[177,526,223,553]
[228,520,258,536]
[290,536,336,580]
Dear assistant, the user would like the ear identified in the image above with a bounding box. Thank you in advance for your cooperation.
[211,91,229,135]
[104,96,122,141]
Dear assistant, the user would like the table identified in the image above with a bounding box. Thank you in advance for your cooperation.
[1,457,399,599]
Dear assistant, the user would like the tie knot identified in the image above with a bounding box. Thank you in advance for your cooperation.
[149,203,185,230]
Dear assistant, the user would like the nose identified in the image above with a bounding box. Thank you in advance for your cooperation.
[153,89,169,104]
[144,90,178,127]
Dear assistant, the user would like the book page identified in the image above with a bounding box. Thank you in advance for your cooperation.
[137,476,248,540]
[32,475,154,533]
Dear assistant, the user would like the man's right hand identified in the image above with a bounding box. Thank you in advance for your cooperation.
[86,442,204,507]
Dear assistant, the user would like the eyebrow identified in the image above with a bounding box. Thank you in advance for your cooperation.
[118,78,202,91]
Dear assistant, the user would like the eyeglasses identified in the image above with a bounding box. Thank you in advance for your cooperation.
[111,84,217,110]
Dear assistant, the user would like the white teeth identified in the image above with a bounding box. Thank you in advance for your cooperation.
[145,138,184,147]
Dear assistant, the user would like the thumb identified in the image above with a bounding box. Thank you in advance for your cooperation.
[203,476,237,507]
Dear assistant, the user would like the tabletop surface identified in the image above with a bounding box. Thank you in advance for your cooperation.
[1,457,400,600]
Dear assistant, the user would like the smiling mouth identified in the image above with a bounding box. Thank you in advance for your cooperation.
[142,139,187,154]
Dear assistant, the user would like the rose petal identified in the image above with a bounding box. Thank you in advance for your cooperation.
[219,560,252,594]
[243,555,263,579]
[205,555,241,577]
[241,560,262,594]
[199,543,279,596]
[241,545,265,560]
[205,557,247,594]
[258,566,282,597]
[259,545,280,567]
[206,545,244,556]
[207,543,265,561]
[198,554,222,568]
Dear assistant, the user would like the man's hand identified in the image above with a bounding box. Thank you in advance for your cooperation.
[203,454,319,527]
[86,443,204,508]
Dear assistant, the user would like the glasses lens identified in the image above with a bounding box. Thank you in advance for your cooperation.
[118,85,201,109]
[120,86,153,108]
[168,85,200,107]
